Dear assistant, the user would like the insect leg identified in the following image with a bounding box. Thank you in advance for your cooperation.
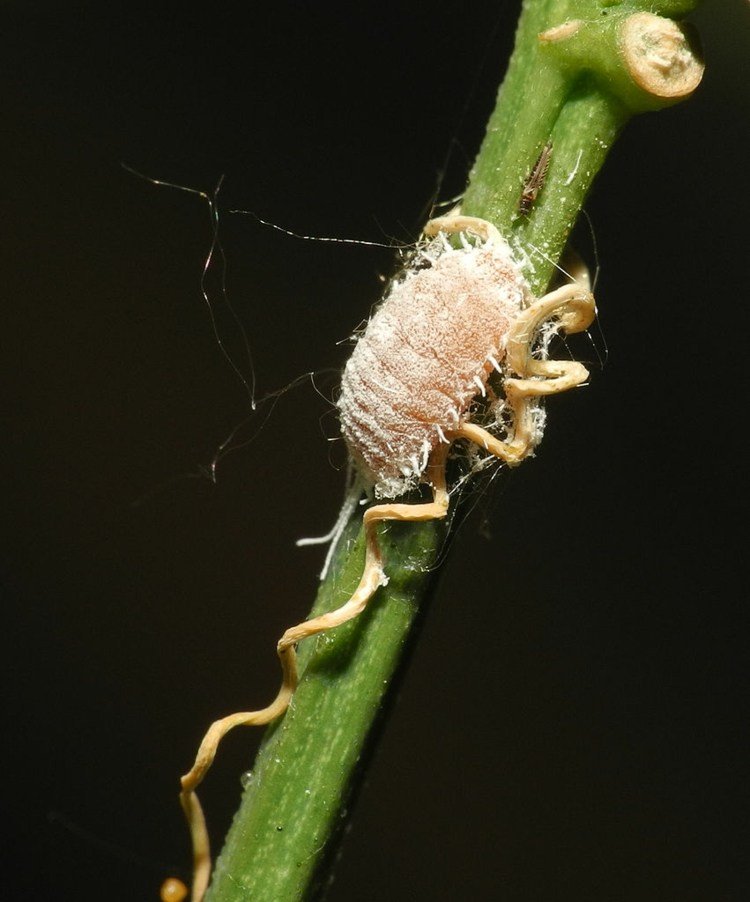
[277,441,451,653]
[451,282,595,463]
[449,421,529,466]
[179,646,298,900]
[505,281,595,378]
[423,214,502,245]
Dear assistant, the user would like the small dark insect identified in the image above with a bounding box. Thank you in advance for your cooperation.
[519,140,553,216]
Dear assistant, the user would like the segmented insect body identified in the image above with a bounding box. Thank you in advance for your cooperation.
[178,215,595,902]
[338,231,530,498]
[519,141,553,216]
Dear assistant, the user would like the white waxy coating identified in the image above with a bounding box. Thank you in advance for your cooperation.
[338,234,529,499]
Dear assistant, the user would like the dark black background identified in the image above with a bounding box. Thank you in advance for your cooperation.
[4,2,748,900]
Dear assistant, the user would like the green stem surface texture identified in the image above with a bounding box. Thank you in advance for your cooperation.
[204,1,701,898]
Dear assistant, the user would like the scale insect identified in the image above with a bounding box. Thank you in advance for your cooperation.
[177,213,595,900]
[519,140,553,216]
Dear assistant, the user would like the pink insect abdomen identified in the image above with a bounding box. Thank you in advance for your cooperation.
[338,237,528,499]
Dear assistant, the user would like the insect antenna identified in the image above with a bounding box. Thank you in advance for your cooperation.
[121,164,258,407]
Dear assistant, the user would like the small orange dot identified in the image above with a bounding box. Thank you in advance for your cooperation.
[160,877,188,902]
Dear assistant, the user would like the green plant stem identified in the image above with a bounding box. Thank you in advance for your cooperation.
[204,1,700,898]
[207,517,444,899]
